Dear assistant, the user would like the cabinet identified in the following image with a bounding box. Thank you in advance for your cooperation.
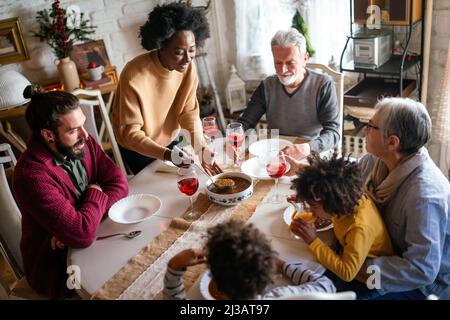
[340,0,424,157]
[354,0,422,25]
[340,0,424,105]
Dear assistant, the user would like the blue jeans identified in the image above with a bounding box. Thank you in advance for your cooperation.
[324,270,426,300]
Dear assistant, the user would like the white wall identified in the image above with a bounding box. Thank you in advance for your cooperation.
[0,0,448,113]
[0,0,233,99]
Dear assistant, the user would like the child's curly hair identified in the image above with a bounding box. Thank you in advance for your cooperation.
[291,152,363,216]
[139,2,210,51]
[206,220,276,300]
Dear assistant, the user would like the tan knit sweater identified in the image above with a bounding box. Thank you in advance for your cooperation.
[112,50,205,160]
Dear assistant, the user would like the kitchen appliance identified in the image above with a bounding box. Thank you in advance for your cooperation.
[354,32,392,69]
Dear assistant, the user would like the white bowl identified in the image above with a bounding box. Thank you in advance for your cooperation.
[205,172,253,206]
[248,138,293,157]
[108,194,161,224]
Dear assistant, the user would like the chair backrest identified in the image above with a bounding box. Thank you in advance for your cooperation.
[272,290,356,300]
[0,143,23,279]
[307,63,344,153]
[71,89,127,174]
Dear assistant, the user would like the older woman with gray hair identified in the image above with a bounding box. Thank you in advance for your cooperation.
[328,97,450,300]
[237,28,340,160]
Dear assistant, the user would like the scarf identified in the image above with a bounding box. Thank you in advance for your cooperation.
[365,147,429,205]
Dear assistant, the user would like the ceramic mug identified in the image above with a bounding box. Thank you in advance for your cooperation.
[87,65,104,81]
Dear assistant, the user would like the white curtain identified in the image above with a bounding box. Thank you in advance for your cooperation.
[298,0,351,65]
[234,0,350,80]
[235,0,296,80]
[428,39,450,178]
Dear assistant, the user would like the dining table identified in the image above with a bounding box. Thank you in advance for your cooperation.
[69,137,335,300]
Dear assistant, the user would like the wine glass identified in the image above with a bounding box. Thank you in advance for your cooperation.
[226,122,245,167]
[202,116,219,144]
[177,167,201,220]
[265,152,288,203]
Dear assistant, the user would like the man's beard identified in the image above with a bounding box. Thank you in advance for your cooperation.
[55,137,86,160]
[277,73,298,86]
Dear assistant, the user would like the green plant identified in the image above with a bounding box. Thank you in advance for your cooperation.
[33,0,96,59]
[292,10,315,57]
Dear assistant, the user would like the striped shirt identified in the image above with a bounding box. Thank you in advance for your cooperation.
[163,261,336,300]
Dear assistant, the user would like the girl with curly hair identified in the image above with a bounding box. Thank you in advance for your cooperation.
[163,220,336,300]
[290,152,393,290]
[112,2,221,175]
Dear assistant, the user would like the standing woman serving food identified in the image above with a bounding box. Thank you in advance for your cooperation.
[112,2,221,175]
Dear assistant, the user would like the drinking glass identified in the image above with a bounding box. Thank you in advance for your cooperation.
[226,122,245,167]
[265,152,288,203]
[177,167,200,220]
[202,116,219,144]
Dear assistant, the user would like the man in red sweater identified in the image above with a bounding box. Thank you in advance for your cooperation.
[13,86,128,299]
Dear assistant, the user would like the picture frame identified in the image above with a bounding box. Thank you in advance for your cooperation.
[0,17,30,65]
[69,39,111,73]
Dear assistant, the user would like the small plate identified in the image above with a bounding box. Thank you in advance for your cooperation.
[108,194,162,224]
[199,270,228,300]
[248,138,293,157]
[199,270,214,300]
[241,157,290,180]
[283,206,333,232]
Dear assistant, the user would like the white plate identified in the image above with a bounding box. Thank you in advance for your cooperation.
[283,206,333,232]
[199,270,215,300]
[248,138,293,157]
[241,157,290,180]
[108,194,162,224]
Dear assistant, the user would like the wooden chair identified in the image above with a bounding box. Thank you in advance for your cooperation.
[0,143,47,300]
[307,62,344,155]
[272,290,356,300]
[71,89,127,175]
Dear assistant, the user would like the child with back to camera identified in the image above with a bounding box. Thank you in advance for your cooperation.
[290,152,394,287]
[163,220,336,300]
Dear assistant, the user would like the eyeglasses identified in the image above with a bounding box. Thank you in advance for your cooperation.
[365,121,381,131]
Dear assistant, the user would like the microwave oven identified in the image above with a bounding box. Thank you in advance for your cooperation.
[354,33,392,69]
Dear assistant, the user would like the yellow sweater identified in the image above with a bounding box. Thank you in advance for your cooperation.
[112,50,205,160]
[309,196,394,282]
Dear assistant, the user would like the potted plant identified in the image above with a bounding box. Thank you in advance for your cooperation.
[33,0,96,91]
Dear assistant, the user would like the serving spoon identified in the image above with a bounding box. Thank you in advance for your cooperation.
[96,230,142,240]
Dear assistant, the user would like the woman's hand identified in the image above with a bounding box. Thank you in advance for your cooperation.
[200,146,223,176]
[168,248,207,271]
[290,218,317,244]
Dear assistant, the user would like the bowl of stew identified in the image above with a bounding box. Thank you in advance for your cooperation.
[205,172,253,206]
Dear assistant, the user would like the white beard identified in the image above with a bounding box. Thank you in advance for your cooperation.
[277,74,297,86]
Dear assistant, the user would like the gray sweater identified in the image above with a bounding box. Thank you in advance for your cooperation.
[238,68,340,152]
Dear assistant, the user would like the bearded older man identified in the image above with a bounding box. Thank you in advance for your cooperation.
[237,28,340,159]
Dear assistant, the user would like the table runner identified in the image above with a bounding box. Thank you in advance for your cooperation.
[93,179,274,300]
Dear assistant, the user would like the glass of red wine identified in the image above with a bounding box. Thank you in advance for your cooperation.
[177,167,201,220]
[265,152,288,203]
[202,116,219,144]
[226,122,245,167]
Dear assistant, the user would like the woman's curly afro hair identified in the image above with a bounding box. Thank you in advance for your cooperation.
[291,152,363,216]
[206,220,276,300]
[139,2,210,50]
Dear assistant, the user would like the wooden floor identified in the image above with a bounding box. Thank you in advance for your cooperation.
[0,254,15,293]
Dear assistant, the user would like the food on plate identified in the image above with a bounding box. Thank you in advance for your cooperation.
[208,279,227,300]
[291,211,332,229]
[208,177,251,195]
[291,210,315,224]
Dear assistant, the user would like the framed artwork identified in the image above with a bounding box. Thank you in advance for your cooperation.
[69,39,111,73]
[0,17,30,65]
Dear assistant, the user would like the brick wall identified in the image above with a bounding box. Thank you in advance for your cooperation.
[0,0,228,97]
[0,0,448,114]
